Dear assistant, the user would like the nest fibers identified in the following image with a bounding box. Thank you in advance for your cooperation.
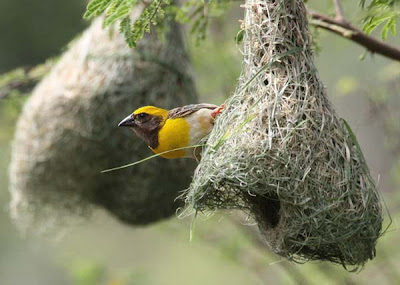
[9,10,197,234]
[187,0,383,270]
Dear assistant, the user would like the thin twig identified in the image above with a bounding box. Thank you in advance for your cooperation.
[332,0,346,23]
[308,10,400,62]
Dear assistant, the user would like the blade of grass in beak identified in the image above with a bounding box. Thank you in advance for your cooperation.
[101,144,205,173]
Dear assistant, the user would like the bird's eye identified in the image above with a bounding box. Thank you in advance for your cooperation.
[137,113,147,119]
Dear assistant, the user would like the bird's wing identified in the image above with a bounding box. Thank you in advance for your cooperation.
[168,103,218,119]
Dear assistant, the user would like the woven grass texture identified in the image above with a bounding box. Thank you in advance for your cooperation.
[9,11,197,234]
[187,0,383,270]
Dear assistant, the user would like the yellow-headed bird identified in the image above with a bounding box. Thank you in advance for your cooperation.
[118,104,224,159]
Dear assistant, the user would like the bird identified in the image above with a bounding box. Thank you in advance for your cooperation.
[118,103,225,159]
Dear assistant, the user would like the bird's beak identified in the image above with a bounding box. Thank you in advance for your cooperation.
[118,114,135,127]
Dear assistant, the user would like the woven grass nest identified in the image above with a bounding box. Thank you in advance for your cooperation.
[187,0,383,270]
[9,12,197,234]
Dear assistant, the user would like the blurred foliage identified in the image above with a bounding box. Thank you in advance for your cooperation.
[188,11,242,103]
[176,0,231,44]
[367,74,400,156]
[0,98,24,142]
[66,260,150,285]
[336,76,360,95]
[68,259,106,285]
[0,58,55,100]
[360,0,400,40]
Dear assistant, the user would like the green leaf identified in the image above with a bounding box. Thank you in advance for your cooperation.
[119,16,136,47]
[106,0,123,16]
[363,16,390,35]
[382,18,391,40]
[118,0,169,48]
[170,6,190,24]
[84,0,112,19]
[235,29,244,45]
[103,0,137,27]
[381,15,397,40]
[360,0,398,9]
[390,16,397,35]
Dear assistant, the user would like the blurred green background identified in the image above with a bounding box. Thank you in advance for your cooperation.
[1,1,400,284]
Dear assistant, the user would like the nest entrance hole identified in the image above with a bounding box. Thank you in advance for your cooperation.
[248,194,281,228]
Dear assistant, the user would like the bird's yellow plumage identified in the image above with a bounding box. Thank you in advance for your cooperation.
[152,117,190,158]
[119,103,224,159]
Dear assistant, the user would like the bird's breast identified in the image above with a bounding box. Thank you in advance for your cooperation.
[152,118,190,158]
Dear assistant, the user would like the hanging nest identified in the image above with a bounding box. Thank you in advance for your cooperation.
[187,0,383,270]
[9,10,197,234]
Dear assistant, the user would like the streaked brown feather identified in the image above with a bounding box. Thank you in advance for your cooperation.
[168,103,218,119]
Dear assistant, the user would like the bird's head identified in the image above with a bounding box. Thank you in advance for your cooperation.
[118,106,169,147]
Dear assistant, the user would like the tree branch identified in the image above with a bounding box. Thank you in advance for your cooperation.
[308,10,400,62]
